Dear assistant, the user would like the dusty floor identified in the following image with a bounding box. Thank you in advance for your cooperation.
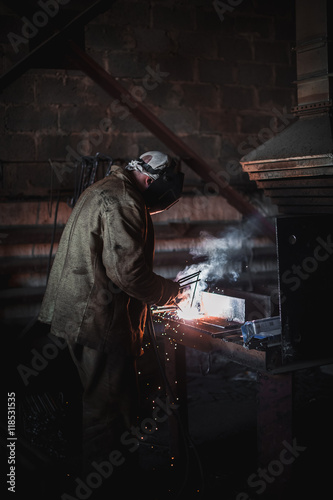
[136,348,333,500]
[6,323,333,500]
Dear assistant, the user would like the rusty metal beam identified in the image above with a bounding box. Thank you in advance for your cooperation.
[66,41,275,240]
[0,0,114,90]
[153,318,267,371]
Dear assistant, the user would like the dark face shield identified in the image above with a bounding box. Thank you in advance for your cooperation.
[142,165,184,215]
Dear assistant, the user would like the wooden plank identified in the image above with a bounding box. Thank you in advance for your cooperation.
[278,205,333,214]
[258,177,333,189]
[0,250,276,273]
[248,166,333,180]
[153,220,240,239]
[0,225,64,245]
[0,162,252,201]
[242,156,333,172]
[0,287,46,304]
[264,187,333,197]
[0,256,52,274]
[0,219,255,245]
[271,197,333,206]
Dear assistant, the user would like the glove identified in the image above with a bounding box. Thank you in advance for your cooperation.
[165,280,180,304]
[155,279,180,306]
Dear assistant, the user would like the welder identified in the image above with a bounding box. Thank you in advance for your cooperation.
[38,151,183,493]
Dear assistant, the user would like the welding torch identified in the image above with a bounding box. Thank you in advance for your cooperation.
[151,271,201,314]
[165,271,202,310]
[178,271,201,307]
[177,271,201,290]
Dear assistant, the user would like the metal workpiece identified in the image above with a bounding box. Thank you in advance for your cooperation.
[153,309,269,373]
[154,214,333,374]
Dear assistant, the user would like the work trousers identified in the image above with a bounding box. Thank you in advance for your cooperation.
[66,341,139,482]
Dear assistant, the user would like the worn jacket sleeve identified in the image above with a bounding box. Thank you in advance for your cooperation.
[101,196,179,305]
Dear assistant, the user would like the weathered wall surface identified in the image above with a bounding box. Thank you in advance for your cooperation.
[0,0,295,321]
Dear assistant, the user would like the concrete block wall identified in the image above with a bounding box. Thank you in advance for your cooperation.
[0,0,293,321]
[0,0,296,180]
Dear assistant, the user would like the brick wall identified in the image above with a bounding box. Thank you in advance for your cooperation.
[0,0,294,321]
[0,0,296,187]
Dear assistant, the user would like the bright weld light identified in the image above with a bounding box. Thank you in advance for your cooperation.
[176,288,203,320]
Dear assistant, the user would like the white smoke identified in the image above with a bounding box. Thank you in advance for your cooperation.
[175,220,259,313]
[179,223,252,278]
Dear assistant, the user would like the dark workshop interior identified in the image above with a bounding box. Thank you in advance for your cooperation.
[1,0,333,499]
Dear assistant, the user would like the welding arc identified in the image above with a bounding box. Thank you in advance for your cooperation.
[178,271,201,309]
[146,309,205,497]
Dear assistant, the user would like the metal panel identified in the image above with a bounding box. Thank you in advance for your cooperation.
[276,215,333,364]
[200,291,245,323]
[240,0,333,215]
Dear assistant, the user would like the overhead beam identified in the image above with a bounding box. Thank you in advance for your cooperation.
[0,0,114,90]
[66,41,275,240]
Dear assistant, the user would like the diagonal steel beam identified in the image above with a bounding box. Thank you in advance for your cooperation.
[67,41,275,239]
[0,0,114,90]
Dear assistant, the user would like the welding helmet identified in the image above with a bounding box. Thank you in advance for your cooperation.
[127,151,184,214]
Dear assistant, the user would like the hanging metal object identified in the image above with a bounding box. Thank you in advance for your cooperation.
[69,153,113,207]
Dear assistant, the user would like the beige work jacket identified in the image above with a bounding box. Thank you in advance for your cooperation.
[38,165,178,356]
